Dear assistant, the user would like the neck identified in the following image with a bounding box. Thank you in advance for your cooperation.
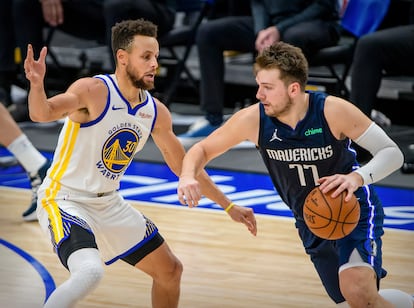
[114,72,144,106]
[278,92,309,129]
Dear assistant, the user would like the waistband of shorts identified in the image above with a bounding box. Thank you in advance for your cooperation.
[43,178,115,198]
[60,189,114,198]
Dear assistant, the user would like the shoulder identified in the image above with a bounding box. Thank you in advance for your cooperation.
[234,102,260,120]
[68,77,107,96]
[324,95,357,117]
[68,77,108,117]
[153,97,170,117]
[323,95,370,139]
[223,103,260,144]
[152,97,173,131]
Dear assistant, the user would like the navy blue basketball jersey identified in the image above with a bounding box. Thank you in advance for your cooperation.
[257,91,360,219]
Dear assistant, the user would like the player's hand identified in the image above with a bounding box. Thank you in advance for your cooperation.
[318,173,362,202]
[255,26,280,53]
[24,44,47,87]
[227,205,257,236]
[177,175,202,208]
[40,0,64,26]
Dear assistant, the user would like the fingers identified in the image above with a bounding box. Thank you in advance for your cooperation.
[344,190,355,202]
[24,44,34,77]
[40,46,48,61]
[177,185,202,208]
[319,175,342,196]
[41,0,64,26]
[241,212,257,236]
[319,174,359,201]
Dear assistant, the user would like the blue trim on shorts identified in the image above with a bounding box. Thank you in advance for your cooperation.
[337,185,386,279]
[104,229,158,265]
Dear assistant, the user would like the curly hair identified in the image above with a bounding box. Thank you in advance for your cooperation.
[111,19,158,62]
[254,42,308,91]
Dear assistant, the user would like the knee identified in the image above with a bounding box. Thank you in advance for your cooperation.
[196,23,218,46]
[339,267,378,307]
[169,257,183,283]
[73,260,104,287]
[355,35,382,56]
[157,257,183,286]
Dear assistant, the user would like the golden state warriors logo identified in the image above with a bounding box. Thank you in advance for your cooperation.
[102,128,139,173]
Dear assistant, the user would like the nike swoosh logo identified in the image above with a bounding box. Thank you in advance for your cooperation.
[112,106,125,110]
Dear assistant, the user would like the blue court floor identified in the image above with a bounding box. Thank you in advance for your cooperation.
[1,148,413,232]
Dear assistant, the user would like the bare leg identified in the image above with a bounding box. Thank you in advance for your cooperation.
[340,267,395,307]
[0,102,46,173]
[0,103,23,146]
[135,242,183,308]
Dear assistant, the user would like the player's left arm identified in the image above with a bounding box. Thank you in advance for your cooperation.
[319,96,404,200]
[151,100,257,235]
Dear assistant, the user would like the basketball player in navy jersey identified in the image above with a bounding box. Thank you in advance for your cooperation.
[24,19,256,308]
[178,42,413,307]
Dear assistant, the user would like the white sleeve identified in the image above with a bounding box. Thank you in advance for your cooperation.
[353,122,404,185]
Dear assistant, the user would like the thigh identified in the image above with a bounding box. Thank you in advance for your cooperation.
[372,25,414,75]
[197,16,255,52]
[337,186,386,282]
[60,0,106,41]
[295,219,345,303]
[283,20,340,57]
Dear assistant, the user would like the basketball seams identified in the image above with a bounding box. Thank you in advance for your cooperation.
[340,199,361,236]
[328,190,344,239]
[318,188,333,220]
[303,187,360,240]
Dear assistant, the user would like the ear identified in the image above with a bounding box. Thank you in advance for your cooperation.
[116,49,127,66]
[288,82,301,97]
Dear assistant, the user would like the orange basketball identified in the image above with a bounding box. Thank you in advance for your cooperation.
[303,187,360,240]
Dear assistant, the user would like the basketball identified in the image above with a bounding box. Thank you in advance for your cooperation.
[303,187,360,240]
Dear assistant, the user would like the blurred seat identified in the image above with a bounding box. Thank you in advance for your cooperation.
[40,26,107,93]
[307,0,391,98]
[157,0,214,107]
[308,33,356,98]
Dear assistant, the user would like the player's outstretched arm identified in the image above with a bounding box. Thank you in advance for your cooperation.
[178,170,257,236]
[153,101,257,235]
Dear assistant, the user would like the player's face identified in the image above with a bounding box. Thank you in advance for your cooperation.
[125,35,159,90]
[255,68,293,117]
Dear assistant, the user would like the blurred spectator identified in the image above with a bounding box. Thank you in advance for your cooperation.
[178,0,340,145]
[7,0,106,122]
[102,0,177,69]
[13,0,105,63]
[0,0,18,108]
[7,0,178,122]
[350,0,414,127]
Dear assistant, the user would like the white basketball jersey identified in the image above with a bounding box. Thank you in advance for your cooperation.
[46,74,157,193]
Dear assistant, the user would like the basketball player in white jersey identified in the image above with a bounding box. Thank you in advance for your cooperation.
[24,19,256,308]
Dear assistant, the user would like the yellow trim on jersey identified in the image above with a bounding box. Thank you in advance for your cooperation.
[41,120,80,245]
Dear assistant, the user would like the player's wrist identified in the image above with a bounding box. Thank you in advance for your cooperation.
[224,202,236,213]
[351,171,365,187]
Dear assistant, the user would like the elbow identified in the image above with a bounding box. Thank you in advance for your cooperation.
[29,110,47,122]
[28,105,54,123]
[385,145,404,173]
[395,147,405,170]
[29,111,41,122]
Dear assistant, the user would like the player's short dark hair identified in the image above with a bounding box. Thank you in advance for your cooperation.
[111,19,158,62]
[254,42,308,91]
